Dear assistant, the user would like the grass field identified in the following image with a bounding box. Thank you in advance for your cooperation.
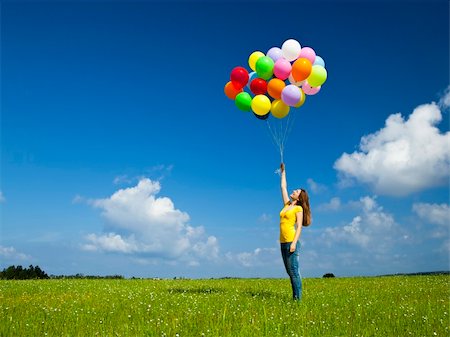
[1,275,448,336]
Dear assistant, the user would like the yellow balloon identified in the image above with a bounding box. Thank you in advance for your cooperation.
[294,88,306,108]
[251,95,271,116]
[271,99,290,119]
[248,51,265,71]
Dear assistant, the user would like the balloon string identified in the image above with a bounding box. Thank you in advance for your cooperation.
[279,120,284,162]
[278,118,284,159]
[265,120,282,157]
[280,111,297,159]
[265,120,277,149]
[266,119,286,163]
[282,114,291,148]
[265,109,298,164]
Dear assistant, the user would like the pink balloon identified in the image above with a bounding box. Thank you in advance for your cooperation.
[302,81,321,95]
[273,59,292,80]
[299,47,316,64]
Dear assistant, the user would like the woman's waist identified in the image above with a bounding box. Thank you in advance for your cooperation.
[280,222,296,231]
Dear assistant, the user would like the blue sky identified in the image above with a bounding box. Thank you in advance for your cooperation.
[1,0,449,278]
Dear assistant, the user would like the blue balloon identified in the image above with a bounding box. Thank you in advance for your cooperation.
[247,72,258,89]
[313,56,325,67]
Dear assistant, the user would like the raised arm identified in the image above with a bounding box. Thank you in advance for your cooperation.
[280,163,289,204]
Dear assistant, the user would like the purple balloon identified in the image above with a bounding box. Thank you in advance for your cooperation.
[266,47,283,62]
[281,85,301,106]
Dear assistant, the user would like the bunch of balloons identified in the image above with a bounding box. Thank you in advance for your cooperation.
[224,39,327,120]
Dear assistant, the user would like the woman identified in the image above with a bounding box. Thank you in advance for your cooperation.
[279,162,311,301]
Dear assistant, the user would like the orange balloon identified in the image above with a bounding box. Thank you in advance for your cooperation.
[267,78,286,100]
[224,81,243,100]
[291,58,312,82]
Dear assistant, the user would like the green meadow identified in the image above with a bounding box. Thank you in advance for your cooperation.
[1,275,448,336]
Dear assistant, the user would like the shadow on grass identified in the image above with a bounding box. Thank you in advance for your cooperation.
[167,287,280,299]
[168,287,224,295]
[244,290,279,299]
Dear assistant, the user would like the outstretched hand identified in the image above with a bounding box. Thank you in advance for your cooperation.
[280,163,285,173]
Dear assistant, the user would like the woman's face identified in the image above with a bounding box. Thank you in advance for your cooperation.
[290,189,302,201]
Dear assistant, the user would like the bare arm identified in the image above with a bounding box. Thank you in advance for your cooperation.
[280,163,289,204]
[290,211,303,252]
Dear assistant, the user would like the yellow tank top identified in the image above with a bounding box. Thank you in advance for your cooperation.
[279,203,303,243]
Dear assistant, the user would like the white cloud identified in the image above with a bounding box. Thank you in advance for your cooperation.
[317,197,341,211]
[334,102,450,196]
[191,235,219,261]
[228,247,278,267]
[323,196,401,251]
[307,178,327,194]
[412,202,450,226]
[412,202,450,241]
[0,245,31,261]
[83,178,219,264]
[112,165,173,186]
[83,233,139,253]
[72,194,84,204]
[113,175,133,185]
[258,213,272,223]
[439,85,450,109]
[0,191,5,203]
[300,196,450,276]
[89,179,188,231]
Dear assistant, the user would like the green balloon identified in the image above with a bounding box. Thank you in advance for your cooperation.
[308,65,327,87]
[256,56,274,79]
[258,70,273,81]
[235,92,252,111]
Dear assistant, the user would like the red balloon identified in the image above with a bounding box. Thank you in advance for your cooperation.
[230,66,249,89]
[250,78,267,95]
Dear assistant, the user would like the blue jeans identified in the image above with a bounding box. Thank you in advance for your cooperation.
[280,242,302,300]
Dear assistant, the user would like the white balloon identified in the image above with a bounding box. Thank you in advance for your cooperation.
[281,39,301,62]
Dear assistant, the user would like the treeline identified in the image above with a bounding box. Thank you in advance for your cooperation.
[0,265,49,280]
[381,271,450,277]
[51,274,124,279]
[0,265,124,280]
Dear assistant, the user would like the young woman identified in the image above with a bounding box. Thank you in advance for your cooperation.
[279,162,311,300]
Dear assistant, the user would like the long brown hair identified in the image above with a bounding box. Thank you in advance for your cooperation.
[296,188,312,227]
